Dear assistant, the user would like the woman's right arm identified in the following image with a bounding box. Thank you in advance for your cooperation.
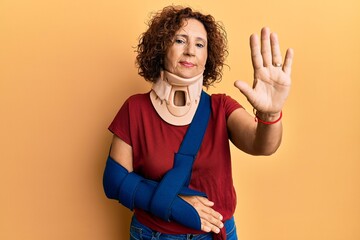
[108,135,223,233]
[109,135,133,172]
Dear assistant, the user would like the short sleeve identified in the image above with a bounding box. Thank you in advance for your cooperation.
[222,95,243,119]
[108,99,132,146]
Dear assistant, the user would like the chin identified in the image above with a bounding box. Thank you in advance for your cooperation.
[178,72,202,79]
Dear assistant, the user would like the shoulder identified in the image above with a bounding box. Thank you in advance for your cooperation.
[108,92,152,143]
[124,92,151,104]
[119,92,152,112]
[110,91,151,124]
[210,93,243,117]
[210,93,235,102]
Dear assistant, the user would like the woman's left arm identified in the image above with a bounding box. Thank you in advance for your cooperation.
[227,27,294,155]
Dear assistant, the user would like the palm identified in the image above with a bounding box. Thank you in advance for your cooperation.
[235,27,294,113]
[250,65,291,112]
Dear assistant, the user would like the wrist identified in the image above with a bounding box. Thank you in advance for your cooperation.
[253,109,282,125]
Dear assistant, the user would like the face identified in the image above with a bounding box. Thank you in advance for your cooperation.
[164,18,208,79]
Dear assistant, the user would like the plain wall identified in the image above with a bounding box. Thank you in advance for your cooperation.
[1,0,359,239]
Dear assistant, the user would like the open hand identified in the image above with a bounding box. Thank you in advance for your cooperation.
[234,27,294,113]
[179,195,223,234]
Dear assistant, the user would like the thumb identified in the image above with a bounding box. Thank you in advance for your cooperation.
[234,80,255,101]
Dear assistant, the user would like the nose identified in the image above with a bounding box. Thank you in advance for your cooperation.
[184,43,195,56]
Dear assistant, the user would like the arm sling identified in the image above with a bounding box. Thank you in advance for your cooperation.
[103,91,211,230]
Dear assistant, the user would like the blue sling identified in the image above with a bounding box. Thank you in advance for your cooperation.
[103,90,211,229]
[150,90,211,221]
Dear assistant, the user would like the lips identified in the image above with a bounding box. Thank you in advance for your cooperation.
[179,61,195,67]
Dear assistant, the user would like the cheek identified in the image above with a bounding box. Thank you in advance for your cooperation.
[164,50,177,68]
[199,52,208,66]
[164,57,174,71]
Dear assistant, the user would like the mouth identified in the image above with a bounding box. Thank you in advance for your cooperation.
[179,61,195,67]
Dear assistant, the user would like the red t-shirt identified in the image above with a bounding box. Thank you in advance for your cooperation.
[109,91,242,234]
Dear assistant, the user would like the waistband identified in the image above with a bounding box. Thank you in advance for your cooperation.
[130,214,235,239]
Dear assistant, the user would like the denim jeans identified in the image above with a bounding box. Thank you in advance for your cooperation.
[129,215,238,240]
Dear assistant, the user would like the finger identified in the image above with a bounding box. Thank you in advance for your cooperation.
[270,32,283,67]
[261,27,272,67]
[195,197,223,224]
[250,33,263,70]
[200,203,223,221]
[234,80,257,102]
[283,48,294,75]
[201,207,224,226]
[201,220,212,233]
[196,196,214,207]
[200,218,222,234]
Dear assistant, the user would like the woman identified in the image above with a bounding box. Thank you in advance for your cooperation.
[103,5,293,240]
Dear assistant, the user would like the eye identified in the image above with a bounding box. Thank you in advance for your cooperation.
[174,38,186,44]
[196,43,205,48]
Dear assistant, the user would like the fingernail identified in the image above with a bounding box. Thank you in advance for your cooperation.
[215,228,220,234]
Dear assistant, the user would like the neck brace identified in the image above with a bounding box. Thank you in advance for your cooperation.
[150,71,204,126]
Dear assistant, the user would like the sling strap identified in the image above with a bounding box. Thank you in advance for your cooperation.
[150,90,211,221]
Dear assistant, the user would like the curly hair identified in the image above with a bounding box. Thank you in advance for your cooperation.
[135,6,228,87]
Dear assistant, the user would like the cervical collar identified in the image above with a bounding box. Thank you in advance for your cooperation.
[150,71,204,126]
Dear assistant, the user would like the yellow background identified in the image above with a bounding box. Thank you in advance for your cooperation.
[1,0,359,239]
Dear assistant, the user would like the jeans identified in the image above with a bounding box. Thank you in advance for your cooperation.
[129,215,238,240]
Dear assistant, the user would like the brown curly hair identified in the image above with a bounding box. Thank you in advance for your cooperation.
[135,6,228,87]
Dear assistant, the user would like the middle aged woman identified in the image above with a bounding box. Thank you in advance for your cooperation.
[103,6,294,240]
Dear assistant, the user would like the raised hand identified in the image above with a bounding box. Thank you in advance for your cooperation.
[234,27,294,114]
[179,195,224,233]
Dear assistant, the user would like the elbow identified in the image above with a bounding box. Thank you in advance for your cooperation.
[103,174,117,199]
[102,157,124,200]
[252,139,282,156]
[251,148,279,156]
[259,147,279,156]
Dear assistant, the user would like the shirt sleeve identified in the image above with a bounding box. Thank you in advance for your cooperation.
[223,94,243,119]
[108,98,132,146]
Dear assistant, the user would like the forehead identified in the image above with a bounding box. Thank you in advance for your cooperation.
[177,18,207,39]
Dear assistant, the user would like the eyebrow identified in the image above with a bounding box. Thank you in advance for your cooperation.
[175,34,207,43]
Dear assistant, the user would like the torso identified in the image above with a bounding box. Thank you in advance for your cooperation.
[108,91,242,234]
